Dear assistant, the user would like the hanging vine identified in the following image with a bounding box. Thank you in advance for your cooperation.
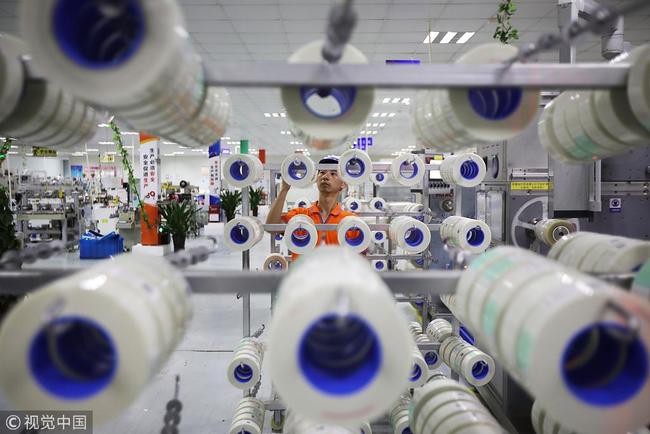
[109,120,151,228]
[494,0,519,44]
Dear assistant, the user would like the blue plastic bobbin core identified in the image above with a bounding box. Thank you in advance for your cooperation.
[53,0,146,69]
[29,316,118,399]
[291,229,311,248]
[299,86,357,119]
[230,161,250,182]
[350,202,359,211]
[467,87,523,120]
[374,261,385,270]
[460,160,480,180]
[230,225,250,245]
[288,161,308,180]
[472,361,489,380]
[459,326,475,345]
[562,322,648,407]
[425,351,438,366]
[299,313,382,395]
[234,364,254,383]
[374,232,384,241]
[404,228,424,247]
[345,158,366,179]
[375,173,385,182]
[399,161,419,180]
[269,260,284,270]
[344,228,364,247]
[466,227,485,247]
[410,364,422,382]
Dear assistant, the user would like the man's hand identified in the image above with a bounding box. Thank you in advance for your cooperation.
[267,180,291,226]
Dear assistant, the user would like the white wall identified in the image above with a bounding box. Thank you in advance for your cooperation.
[3,155,64,178]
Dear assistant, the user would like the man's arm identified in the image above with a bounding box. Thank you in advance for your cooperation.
[265,180,291,226]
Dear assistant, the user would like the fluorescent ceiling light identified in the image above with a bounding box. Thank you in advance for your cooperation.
[372,113,380,118]
[380,113,388,117]
[456,32,475,44]
[391,98,400,103]
[388,113,396,117]
[121,131,139,136]
[382,97,391,103]
[423,31,440,44]
[280,113,286,117]
[8,151,18,155]
[124,146,134,149]
[191,149,205,152]
[372,130,378,134]
[98,141,114,145]
[86,148,99,152]
[221,137,231,140]
[10,145,17,149]
[105,151,116,155]
[379,123,386,127]
[366,123,372,127]
[264,113,271,117]
[97,123,109,127]
[402,98,411,105]
[440,31,457,44]
[272,113,279,117]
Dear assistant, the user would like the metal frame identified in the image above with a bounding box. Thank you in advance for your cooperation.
[205,62,629,89]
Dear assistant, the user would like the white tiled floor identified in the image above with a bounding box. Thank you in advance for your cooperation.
[1,223,280,433]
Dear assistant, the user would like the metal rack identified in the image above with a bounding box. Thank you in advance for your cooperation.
[2,0,647,431]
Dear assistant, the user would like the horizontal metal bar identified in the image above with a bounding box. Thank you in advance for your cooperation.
[0,269,461,296]
[266,162,442,171]
[601,181,649,195]
[263,223,440,232]
[206,62,628,89]
[365,254,424,260]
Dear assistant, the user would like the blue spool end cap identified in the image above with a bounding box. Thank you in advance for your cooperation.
[299,314,382,395]
[53,0,146,69]
[29,316,117,399]
[562,322,648,406]
[467,87,523,121]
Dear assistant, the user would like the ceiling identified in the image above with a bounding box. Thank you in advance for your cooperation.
[0,0,649,160]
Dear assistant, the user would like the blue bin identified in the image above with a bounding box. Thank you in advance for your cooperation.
[80,231,124,259]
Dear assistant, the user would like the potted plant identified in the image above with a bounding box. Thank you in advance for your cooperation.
[160,200,196,252]
[220,189,241,222]
[0,186,20,318]
[249,186,265,217]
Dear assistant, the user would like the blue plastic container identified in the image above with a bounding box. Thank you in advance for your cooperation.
[79,232,124,259]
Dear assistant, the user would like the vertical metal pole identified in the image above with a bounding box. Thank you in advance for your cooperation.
[421,158,433,270]
[551,0,593,217]
[269,169,279,254]
[558,0,577,64]
[453,186,463,217]
[241,186,251,337]
[449,316,461,381]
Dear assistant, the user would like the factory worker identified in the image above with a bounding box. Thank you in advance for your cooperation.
[266,156,360,258]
